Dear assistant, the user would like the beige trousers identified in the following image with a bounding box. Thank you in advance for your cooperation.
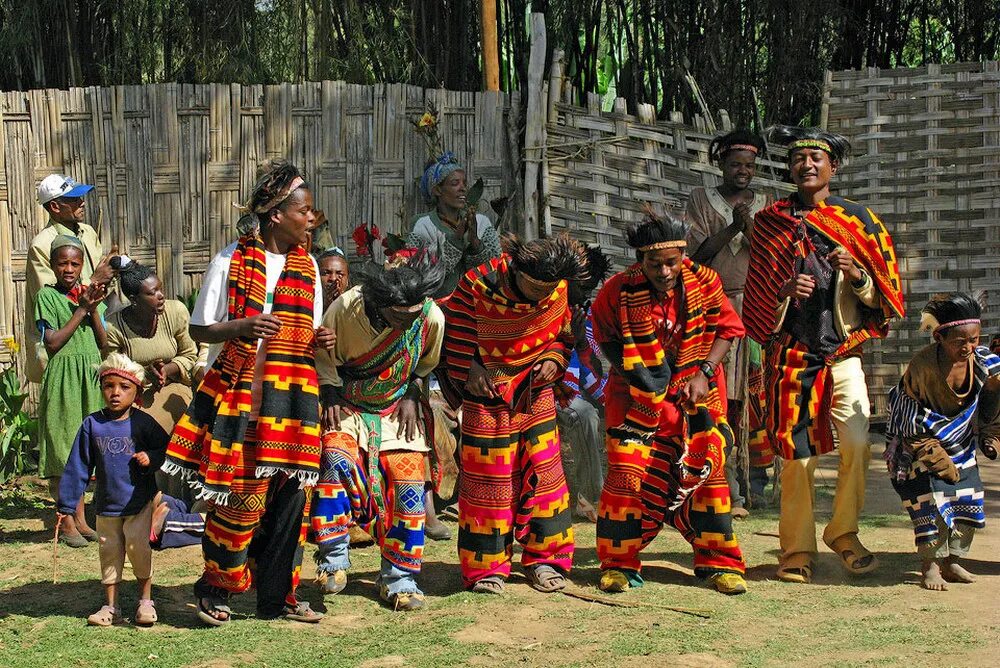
[96,500,154,585]
[779,356,871,558]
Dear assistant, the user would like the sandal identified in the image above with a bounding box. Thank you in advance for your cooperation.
[282,601,324,623]
[135,599,157,626]
[470,575,505,595]
[777,552,814,584]
[526,564,567,593]
[825,534,878,575]
[87,605,122,627]
[196,595,232,627]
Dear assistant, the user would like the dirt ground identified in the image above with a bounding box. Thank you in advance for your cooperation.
[2,438,999,667]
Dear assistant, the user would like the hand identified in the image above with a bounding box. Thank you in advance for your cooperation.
[733,201,752,232]
[778,274,815,300]
[981,436,999,461]
[79,282,107,312]
[465,211,480,245]
[391,396,422,442]
[826,247,862,282]
[533,359,561,384]
[315,326,336,351]
[910,437,959,483]
[132,451,151,467]
[322,403,352,432]
[466,360,497,399]
[241,314,282,339]
[90,245,118,286]
[147,360,167,389]
[680,372,710,409]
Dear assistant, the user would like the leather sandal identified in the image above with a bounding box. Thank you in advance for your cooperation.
[135,599,157,626]
[470,575,505,595]
[825,534,877,575]
[527,564,567,593]
[777,552,814,584]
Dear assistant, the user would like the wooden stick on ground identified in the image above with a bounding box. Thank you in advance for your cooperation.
[560,586,712,619]
[52,515,63,584]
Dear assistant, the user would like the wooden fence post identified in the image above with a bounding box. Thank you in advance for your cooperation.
[522,12,546,241]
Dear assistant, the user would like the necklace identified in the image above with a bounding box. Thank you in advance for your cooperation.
[125,305,158,339]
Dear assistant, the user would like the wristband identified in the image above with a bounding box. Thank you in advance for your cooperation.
[699,360,717,378]
[850,272,869,289]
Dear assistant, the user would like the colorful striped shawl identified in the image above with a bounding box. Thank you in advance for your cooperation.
[605,259,728,443]
[743,196,904,351]
[164,234,320,504]
[339,299,433,416]
[441,255,572,412]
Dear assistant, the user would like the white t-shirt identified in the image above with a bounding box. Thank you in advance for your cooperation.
[190,242,322,412]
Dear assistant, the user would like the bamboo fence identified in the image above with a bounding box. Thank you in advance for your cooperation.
[540,61,1000,414]
[0,82,520,368]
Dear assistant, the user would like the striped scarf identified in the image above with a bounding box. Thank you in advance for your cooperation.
[164,234,320,504]
[609,259,725,443]
[441,255,572,413]
[743,195,904,349]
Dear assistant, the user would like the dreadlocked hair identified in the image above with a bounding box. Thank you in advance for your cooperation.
[503,233,590,284]
[708,129,765,162]
[357,246,445,308]
[110,256,156,299]
[237,159,311,232]
[922,292,984,335]
[766,125,852,163]
[626,206,688,260]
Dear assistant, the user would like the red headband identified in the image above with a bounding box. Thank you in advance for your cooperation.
[723,143,759,156]
[100,368,144,388]
[933,318,981,335]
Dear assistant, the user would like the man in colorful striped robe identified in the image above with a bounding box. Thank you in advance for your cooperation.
[441,235,589,595]
[312,251,446,611]
[591,211,748,596]
[743,126,904,584]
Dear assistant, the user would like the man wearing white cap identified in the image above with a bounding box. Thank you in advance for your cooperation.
[24,174,114,382]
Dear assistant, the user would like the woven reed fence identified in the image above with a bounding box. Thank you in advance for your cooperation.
[541,62,1000,415]
[822,62,1000,413]
[0,82,520,367]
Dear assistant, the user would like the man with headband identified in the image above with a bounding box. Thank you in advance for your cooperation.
[312,248,446,611]
[407,152,502,298]
[743,126,904,584]
[686,129,774,518]
[590,210,748,596]
[440,234,588,595]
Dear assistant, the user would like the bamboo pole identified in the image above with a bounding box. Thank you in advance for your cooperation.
[481,0,500,92]
[522,12,546,241]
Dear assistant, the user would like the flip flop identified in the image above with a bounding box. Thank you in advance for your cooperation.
[196,596,231,627]
[825,534,877,575]
[526,564,567,593]
[777,552,814,584]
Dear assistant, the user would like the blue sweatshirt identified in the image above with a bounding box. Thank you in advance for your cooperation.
[57,409,169,517]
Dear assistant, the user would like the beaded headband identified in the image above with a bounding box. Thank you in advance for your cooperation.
[789,139,832,154]
[723,143,759,155]
[517,272,560,289]
[933,318,981,335]
[639,240,687,252]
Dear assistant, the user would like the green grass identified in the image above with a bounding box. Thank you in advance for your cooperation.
[0,475,994,668]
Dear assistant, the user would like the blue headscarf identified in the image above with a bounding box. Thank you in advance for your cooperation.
[419,152,463,204]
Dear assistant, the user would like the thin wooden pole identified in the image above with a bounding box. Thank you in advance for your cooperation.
[481,0,500,92]
[522,12,546,241]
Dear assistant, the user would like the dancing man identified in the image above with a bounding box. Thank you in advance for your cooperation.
[743,126,904,583]
[592,210,748,595]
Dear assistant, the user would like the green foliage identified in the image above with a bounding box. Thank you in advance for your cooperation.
[0,367,36,483]
[178,288,200,315]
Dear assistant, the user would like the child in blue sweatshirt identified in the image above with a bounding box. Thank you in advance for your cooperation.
[58,353,168,626]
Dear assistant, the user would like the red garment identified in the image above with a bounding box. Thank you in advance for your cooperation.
[590,270,744,433]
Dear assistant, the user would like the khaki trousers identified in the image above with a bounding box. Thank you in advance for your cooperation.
[779,356,871,558]
[96,501,154,585]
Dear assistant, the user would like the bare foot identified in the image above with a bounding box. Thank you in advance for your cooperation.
[921,560,948,591]
[150,501,170,542]
[942,559,976,583]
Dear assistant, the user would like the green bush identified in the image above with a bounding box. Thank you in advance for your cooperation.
[0,367,37,483]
